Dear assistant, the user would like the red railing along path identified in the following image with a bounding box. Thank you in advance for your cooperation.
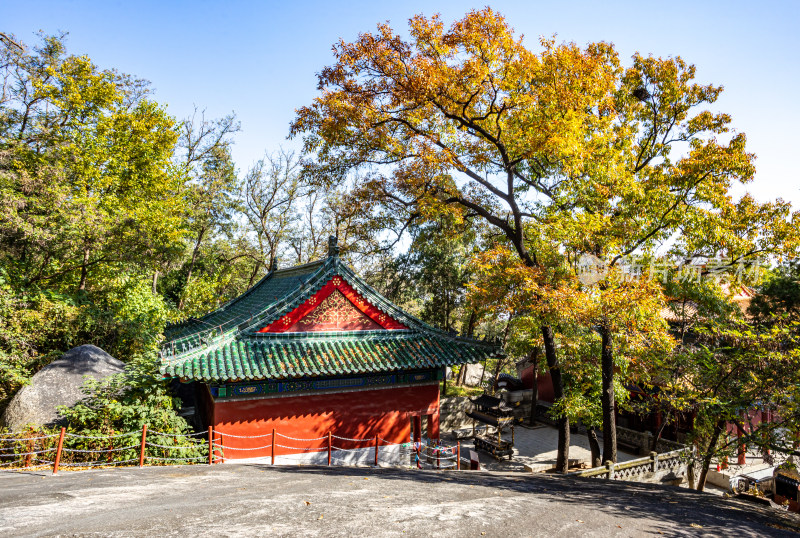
[0,426,461,473]
[139,425,147,467]
[271,428,276,465]
[208,426,213,465]
[52,427,66,475]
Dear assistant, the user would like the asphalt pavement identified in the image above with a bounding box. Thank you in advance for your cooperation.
[0,464,798,537]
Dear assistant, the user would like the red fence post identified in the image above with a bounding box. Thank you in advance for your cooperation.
[107,430,114,464]
[139,424,147,468]
[374,435,379,466]
[24,437,32,468]
[52,427,65,475]
[327,432,332,466]
[208,426,213,465]
[457,442,461,470]
[271,428,276,465]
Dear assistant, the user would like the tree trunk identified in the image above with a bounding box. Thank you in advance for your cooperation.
[587,428,602,468]
[529,348,539,425]
[465,309,477,338]
[455,311,478,386]
[542,325,569,473]
[651,410,670,452]
[247,259,261,288]
[77,247,90,292]
[152,270,159,295]
[456,364,467,386]
[600,323,617,463]
[696,419,725,492]
[479,357,488,389]
[491,356,506,394]
[178,230,206,310]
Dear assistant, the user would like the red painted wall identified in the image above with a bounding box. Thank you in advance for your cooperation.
[520,366,555,403]
[212,384,440,459]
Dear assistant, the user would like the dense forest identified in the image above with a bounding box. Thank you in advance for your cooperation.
[1,9,799,488]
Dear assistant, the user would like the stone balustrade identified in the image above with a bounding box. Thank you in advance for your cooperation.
[568,447,694,485]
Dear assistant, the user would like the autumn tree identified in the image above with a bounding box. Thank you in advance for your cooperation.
[292,9,626,471]
[291,8,800,465]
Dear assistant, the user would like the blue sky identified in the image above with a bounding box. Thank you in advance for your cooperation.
[4,1,799,208]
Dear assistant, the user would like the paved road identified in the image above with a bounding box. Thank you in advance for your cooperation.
[0,465,798,537]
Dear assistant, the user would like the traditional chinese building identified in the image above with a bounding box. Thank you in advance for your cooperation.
[159,237,500,460]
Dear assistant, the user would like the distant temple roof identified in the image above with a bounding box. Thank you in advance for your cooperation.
[160,238,501,382]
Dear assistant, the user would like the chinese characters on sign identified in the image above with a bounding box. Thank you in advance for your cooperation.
[576,255,765,285]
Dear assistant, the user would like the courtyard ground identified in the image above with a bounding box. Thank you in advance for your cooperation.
[0,464,798,537]
[452,423,638,472]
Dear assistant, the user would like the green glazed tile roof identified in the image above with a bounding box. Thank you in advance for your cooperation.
[160,330,497,382]
[164,260,324,343]
[159,253,502,382]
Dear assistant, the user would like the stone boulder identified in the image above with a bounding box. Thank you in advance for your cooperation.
[461,363,485,386]
[1,345,125,430]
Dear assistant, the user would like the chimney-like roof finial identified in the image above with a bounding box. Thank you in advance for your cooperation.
[328,235,339,258]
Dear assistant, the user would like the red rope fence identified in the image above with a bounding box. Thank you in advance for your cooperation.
[0,426,462,473]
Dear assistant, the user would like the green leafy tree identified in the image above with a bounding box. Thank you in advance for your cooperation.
[172,110,241,310]
[58,352,205,463]
[0,34,186,293]
[749,262,800,325]
[0,34,185,416]
[675,316,799,491]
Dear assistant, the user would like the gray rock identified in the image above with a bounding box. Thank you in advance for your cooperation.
[1,345,125,430]
[461,363,485,386]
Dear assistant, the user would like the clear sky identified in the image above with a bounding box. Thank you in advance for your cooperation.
[4,0,799,208]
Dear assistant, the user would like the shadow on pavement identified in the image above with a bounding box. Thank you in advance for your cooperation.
[252,464,800,537]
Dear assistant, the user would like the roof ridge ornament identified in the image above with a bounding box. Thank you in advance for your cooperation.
[328,235,339,258]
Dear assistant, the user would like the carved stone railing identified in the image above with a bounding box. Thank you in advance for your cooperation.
[567,447,693,484]
[616,426,652,454]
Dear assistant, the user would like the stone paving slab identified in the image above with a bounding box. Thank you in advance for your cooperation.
[1,464,798,536]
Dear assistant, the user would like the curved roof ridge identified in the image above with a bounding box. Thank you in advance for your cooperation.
[163,259,328,347]
[236,257,338,334]
[161,254,500,365]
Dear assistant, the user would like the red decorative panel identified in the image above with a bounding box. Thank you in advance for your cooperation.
[286,290,380,332]
[258,277,407,333]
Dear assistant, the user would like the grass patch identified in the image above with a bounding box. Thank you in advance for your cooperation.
[441,383,484,398]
